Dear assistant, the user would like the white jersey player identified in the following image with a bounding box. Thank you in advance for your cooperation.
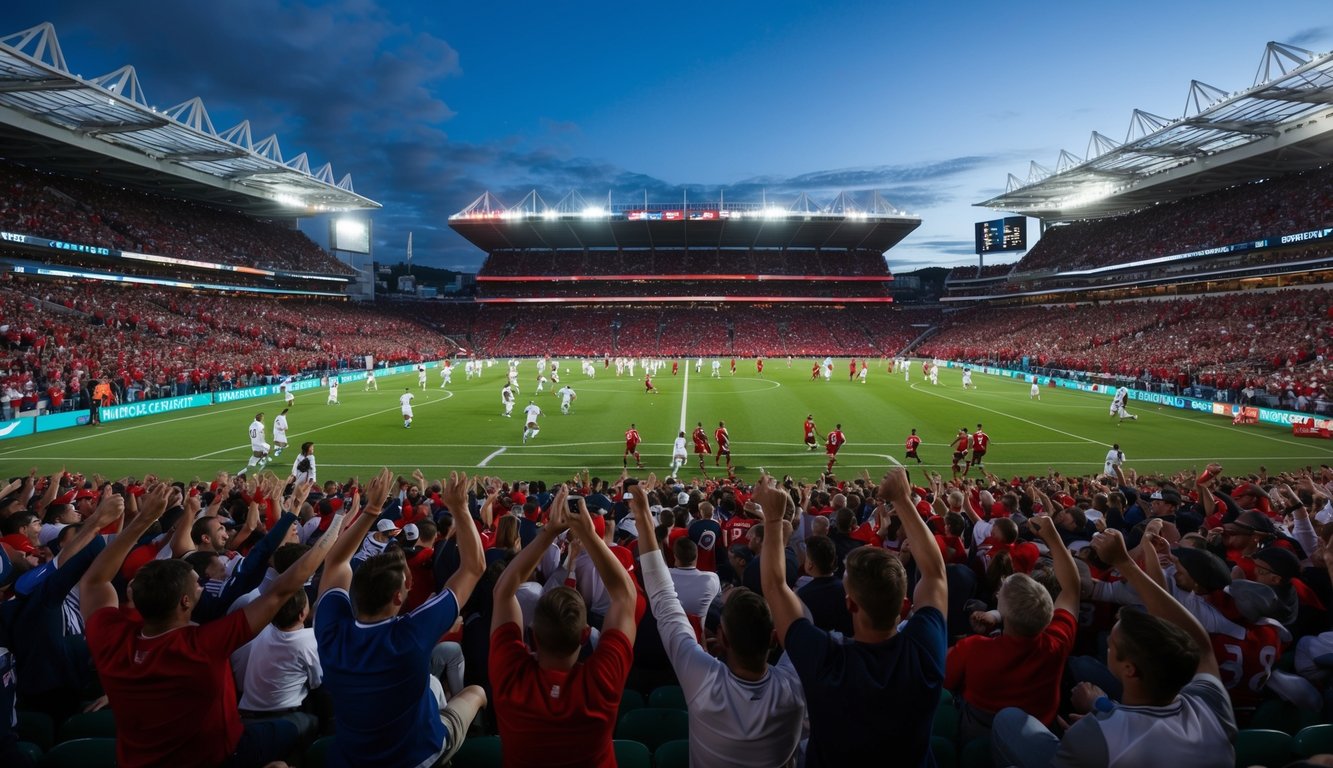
[1030,377,1041,400]
[272,409,290,457]
[522,401,542,443]
[280,376,295,406]
[1103,443,1126,477]
[961,367,973,389]
[440,363,452,388]
[904,359,912,381]
[557,385,576,414]
[417,364,428,390]
[858,365,868,384]
[711,359,721,378]
[501,383,516,417]
[929,365,939,386]
[365,370,377,391]
[550,368,560,388]
[670,431,689,477]
[695,357,703,373]
[240,412,270,476]
[328,376,339,405]
[1111,386,1137,422]
[536,374,548,393]
[400,389,415,428]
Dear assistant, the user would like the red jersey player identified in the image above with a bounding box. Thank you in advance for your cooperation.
[644,374,658,394]
[692,422,712,473]
[756,358,764,376]
[803,415,819,451]
[825,424,846,473]
[951,428,970,478]
[810,363,820,381]
[672,360,679,376]
[623,423,644,469]
[729,358,737,375]
[967,423,989,473]
[905,428,923,465]
[849,359,857,381]
[714,420,732,472]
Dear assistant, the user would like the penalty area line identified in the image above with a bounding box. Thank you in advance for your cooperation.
[477,447,507,468]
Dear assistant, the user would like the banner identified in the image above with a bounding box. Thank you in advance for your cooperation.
[0,418,33,442]
[35,410,91,433]
[100,393,213,423]
[1293,418,1333,439]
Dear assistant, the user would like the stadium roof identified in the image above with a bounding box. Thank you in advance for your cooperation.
[980,42,1333,221]
[0,22,379,217]
[448,190,921,252]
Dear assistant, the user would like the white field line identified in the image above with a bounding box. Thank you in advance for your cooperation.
[678,363,690,432]
[908,382,1111,449]
[477,447,507,467]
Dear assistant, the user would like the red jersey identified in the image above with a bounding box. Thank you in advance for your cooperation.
[721,516,757,548]
[1212,620,1282,710]
[826,430,845,455]
[490,623,632,768]
[692,427,711,454]
[644,376,654,391]
[756,359,764,373]
[944,609,1077,725]
[403,546,437,612]
[672,361,678,374]
[804,419,817,439]
[714,427,730,451]
[906,434,922,453]
[971,431,989,454]
[952,434,969,454]
[625,429,641,450]
[87,607,254,768]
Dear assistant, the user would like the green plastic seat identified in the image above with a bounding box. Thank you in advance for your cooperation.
[933,700,959,743]
[1294,724,1333,758]
[1233,728,1292,768]
[41,737,117,768]
[932,735,958,768]
[305,735,336,768]
[17,741,42,763]
[961,737,995,768]
[450,734,502,767]
[15,711,54,752]
[57,709,117,742]
[615,708,689,753]
[1249,699,1321,736]
[654,738,690,768]
[613,739,652,768]
[648,685,688,710]
[619,688,646,716]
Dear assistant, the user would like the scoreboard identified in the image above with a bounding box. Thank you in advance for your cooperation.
[975,216,1027,254]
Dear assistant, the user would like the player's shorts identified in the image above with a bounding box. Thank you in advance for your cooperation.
[906,449,919,459]
[253,442,270,454]
[527,421,538,429]
[716,446,730,456]
[625,442,639,453]
[971,450,986,462]
[402,409,413,418]
[826,445,840,456]
[951,451,965,467]
[804,433,817,444]
[673,453,687,463]
[274,433,287,444]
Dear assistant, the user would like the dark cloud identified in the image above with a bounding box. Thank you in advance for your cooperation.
[1285,27,1330,48]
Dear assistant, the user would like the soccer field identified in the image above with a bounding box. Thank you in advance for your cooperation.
[0,361,1329,482]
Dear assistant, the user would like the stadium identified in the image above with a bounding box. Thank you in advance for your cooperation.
[1,14,1333,768]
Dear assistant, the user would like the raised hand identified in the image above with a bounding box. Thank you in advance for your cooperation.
[362,468,395,512]
[441,471,471,516]
[751,473,789,525]
[1091,528,1131,568]
[88,485,126,528]
[137,483,173,525]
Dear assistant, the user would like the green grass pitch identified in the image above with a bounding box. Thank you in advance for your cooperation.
[0,361,1329,482]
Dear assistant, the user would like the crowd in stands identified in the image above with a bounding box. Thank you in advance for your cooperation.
[1016,163,1333,273]
[5,451,1333,767]
[477,281,892,300]
[0,277,456,414]
[0,161,353,276]
[946,263,1016,283]
[478,249,893,278]
[921,288,1333,410]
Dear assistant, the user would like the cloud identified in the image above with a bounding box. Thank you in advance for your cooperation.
[1285,26,1330,48]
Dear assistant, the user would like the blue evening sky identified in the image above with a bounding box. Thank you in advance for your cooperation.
[3,1,1329,271]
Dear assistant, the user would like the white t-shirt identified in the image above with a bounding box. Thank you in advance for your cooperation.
[330,379,339,391]
[558,386,575,403]
[399,392,414,413]
[235,625,322,712]
[524,404,542,423]
[640,550,805,766]
[502,386,514,403]
[1104,449,1124,474]
[248,420,267,450]
[293,453,316,486]
[668,566,719,620]
[673,436,688,457]
[273,414,288,440]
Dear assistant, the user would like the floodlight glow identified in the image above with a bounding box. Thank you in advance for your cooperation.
[542,209,558,220]
[580,206,606,218]
[762,207,786,219]
[275,193,304,208]
[335,219,367,240]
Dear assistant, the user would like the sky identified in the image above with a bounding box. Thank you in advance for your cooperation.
[4,2,1331,272]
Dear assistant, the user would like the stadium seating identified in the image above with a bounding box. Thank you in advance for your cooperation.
[615,708,689,752]
[1232,729,1294,768]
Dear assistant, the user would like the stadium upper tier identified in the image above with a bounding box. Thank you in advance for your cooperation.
[475,280,892,302]
[477,248,894,278]
[0,160,354,277]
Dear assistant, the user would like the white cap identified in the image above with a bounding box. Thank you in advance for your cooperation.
[403,523,420,542]
[375,519,401,534]
[38,523,68,547]
[677,492,690,506]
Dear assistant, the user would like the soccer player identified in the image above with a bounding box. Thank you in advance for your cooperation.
[624,423,644,469]
[730,358,737,376]
[440,362,452,388]
[804,414,820,451]
[671,360,679,376]
[968,423,989,473]
[501,383,516,418]
[280,375,295,406]
[521,401,541,444]
[905,428,923,464]
[417,363,428,390]
[961,366,974,389]
[365,369,377,391]
[858,362,868,384]
[671,431,689,477]
[950,428,969,479]
[810,363,821,381]
[695,357,703,373]
[327,375,339,405]
[825,424,846,474]
[557,384,576,414]
[714,420,732,472]
[929,364,940,386]
[849,359,857,381]
[536,374,547,394]
[400,388,414,428]
[239,412,269,476]
[1030,376,1041,400]
[692,422,712,473]
[1111,385,1138,422]
[272,408,290,458]
[903,358,911,382]
[644,373,658,394]
[711,359,721,378]
[1104,443,1125,477]
[550,367,560,389]
[756,358,764,376]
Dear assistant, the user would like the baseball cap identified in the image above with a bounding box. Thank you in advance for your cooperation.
[402,523,420,542]
[1170,547,1232,593]
[677,491,690,507]
[38,523,68,548]
[1148,488,1181,505]
[609,544,635,574]
[614,517,639,541]
[1233,510,1277,535]
[375,518,401,535]
[1225,580,1287,624]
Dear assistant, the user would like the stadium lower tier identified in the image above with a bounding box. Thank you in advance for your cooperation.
[476,280,891,301]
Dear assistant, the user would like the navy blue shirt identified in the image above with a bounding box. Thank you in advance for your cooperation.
[796,576,854,637]
[785,607,947,767]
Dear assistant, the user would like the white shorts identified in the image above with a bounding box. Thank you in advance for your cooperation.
[402,409,414,418]
[673,453,687,462]
[274,433,287,444]
[253,443,270,454]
